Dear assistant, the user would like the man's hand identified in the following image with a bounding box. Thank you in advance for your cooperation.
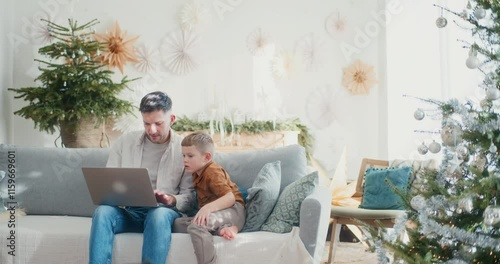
[154,189,176,206]
[193,204,216,226]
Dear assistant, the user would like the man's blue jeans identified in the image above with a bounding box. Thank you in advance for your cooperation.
[89,205,181,264]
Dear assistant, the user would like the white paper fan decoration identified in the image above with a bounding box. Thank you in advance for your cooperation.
[305,84,339,129]
[160,30,201,76]
[134,44,160,73]
[295,33,327,71]
[247,28,273,56]
[325,12,347,36]
[178,0,210,31]
[271,50,302,80]
[32,17,55,44]
[113,82,153,133]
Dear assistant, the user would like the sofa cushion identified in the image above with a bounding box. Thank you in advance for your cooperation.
[359,166,411,210]
[241,161,281,232]
[389,159,437,193]
[213,144,308,193]
[261,171,318,233]
[0,145,107,217]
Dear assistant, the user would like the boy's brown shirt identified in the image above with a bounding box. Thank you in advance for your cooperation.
[192,161,244,209]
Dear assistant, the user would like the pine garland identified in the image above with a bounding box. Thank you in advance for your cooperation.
[8,18,136,134]
[172,116,314,158]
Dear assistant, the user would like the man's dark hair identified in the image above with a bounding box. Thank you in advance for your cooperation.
[139,91,172,113]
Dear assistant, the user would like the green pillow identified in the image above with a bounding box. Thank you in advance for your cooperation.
[261,171,318,233]
[241,161,281,232]
[359,167,411,210]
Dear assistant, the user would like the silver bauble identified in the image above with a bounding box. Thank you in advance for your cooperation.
[429,140,441,154]
[483,205,500,226]
[410,195,426,211]
[474,8,486,19]
[466,55,480,69]
[435,17,448,28]
[480,98,493,109]
[413,108,425,120]
[486,87,500,100]
[441,123,463,147]
[418,142,428,155]
[456,145,468,155]
[490,143,498,153]
[458,196,474,213]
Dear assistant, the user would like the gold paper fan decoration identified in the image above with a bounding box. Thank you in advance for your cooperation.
[95,21,140,74]
[342,60,377,95]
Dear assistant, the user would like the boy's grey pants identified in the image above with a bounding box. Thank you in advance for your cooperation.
[174,202,246,264]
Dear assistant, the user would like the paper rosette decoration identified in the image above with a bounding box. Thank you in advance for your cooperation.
[160,30,201,75]
[114,82,154,133]
[95,21,140,74]
[325,12,347,37]
[178,0,209,31]
[247,27,273,56]
[271,50,302,80]
[342,59,377,95]
[134,44,160,73]
[305,84,338,129]
[295,33,327,71]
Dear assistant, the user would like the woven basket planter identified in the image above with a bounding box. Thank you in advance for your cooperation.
[59,117,120,148]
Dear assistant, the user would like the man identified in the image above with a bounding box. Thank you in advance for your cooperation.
[89,91,194,264]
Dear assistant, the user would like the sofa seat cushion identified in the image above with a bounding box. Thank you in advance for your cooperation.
[0,215,313,264]
[331,206,404,219]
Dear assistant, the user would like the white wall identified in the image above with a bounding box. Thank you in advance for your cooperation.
[386,0,481,161]
[3,0,389,179]
[0,0,15,144]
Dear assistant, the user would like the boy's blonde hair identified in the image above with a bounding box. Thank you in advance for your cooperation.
[181,131,215,155]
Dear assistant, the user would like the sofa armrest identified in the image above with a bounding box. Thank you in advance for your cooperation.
[299,186,331,263]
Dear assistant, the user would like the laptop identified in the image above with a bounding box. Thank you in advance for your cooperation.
[82,167,158,207]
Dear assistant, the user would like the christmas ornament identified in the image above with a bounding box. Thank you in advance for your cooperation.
[484,205,500,226]
[480,98,492,109]
[466,47,480,69]
[436,8,448,28]
[473,7,486,19]
[436,17,448,28]
[414,108,425,120]
[486,87,500,100]
[466,1,472,9]
[429,140,441,153]
[342,59,377,95]
[441,122,463,147]
[418,142,429,155]
[410,195,426,210]
[457,196,474,213]
[456,144,468,155]
[489,142,497,153]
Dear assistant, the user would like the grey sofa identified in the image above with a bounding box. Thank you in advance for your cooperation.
[0,143,331,264]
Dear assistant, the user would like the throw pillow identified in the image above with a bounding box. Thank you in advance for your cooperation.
[260,171,318,233]
[241,161,281,232]
[390,159,437,194]
[359,167,412,210]
[238,186,248,203]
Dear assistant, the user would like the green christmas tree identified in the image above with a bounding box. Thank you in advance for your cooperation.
[363,1,499,263]
[9,18,135,146]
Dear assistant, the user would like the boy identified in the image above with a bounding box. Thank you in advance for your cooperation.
[175,131,245,264]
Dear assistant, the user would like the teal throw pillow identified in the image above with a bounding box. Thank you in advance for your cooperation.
[238,186,248,203]
[260,171,318,233]
[359,166,412,210]
[241,161,281,232]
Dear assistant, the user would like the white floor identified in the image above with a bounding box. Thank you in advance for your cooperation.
[322,241,378,264]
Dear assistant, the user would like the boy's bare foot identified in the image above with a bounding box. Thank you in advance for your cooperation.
[219,226,238,240]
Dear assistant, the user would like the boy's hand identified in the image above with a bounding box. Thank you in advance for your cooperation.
[154,189,176,206]
[193,204,215,226]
